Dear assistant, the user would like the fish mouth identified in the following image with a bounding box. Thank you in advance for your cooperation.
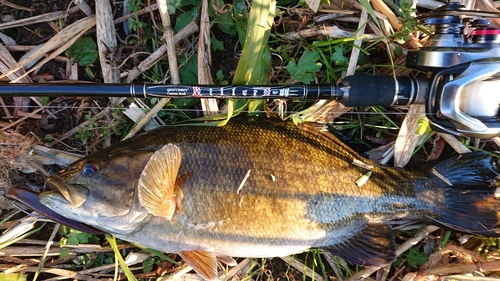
[44,177,89,208]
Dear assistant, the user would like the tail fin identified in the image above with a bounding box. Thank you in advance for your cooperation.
[429,152,500,237]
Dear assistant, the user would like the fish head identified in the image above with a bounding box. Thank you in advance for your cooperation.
[39,147,159,234]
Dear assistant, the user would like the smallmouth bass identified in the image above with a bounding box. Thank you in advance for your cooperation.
[16,120,500,280]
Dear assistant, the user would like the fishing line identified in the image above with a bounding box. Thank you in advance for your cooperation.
[0,105,434,116]
[11,201,46,219]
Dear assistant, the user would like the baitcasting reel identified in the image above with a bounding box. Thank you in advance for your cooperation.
[406,2,500,138]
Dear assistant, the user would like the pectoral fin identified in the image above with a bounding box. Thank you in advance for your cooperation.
[138,144,183,220]
[323,223,396,266]
[179,250,218,281]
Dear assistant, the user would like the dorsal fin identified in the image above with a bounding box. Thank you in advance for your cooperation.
[138,144,183,220]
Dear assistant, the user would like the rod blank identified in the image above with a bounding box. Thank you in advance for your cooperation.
[0,83,344,100]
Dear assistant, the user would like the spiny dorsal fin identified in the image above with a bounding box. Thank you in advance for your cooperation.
[138,144,183,220]
[179,250,218,281]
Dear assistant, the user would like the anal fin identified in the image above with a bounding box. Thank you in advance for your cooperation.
[323,223,396,266]
[179,250,218,281]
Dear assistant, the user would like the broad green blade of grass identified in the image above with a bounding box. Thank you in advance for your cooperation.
[0,274,27,281]
[233,0,275,84]
[186,0,276,125]
[105,234,138,281]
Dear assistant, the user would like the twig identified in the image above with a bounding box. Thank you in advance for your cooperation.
[0,7,80,30]
[48,107,112,145]
[0,108,43,131]
[436,133,472,154]
[162,265,194,280]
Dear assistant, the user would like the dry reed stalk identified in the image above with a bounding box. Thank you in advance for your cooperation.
[0,15,96,82]
[306,0,322,12]
[436,133,471,154]
[393,105,428,167]
[370,0,401,31]
[423,260,500,276]
[126,21,198,82]
[32,144,82,166]
[198,0,219,116]
[114,2,158,24]
[74,0,93,16]
[0,0,34,11]
[161,265,195,280]
[0,6,80,30]
[285,25,361,40]
[124,0,180,139]
[95,0,122,148]
[218,258,251,280]
[1,243,135,258]
[95,0,120,84]
[302,5,370,123]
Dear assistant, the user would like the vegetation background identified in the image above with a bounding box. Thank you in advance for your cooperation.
[0,0,499,280]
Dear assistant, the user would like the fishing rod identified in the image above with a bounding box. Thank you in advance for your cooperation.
[1,2,500,139]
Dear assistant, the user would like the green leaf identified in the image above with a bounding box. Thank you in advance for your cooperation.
[417,118,432,135]
[65,37,98,66]
[286,49,322,84]
[215,11,236,35]
[142,257,156,273]
[167,0,182,14]
[67,230,93,246]
[331,45,348,66]
[178,55,198,84]
[233,0,249,45]
[406,248,427,268]
[210,34,224,51]
[59,248,70,259]
[174,9,198,33]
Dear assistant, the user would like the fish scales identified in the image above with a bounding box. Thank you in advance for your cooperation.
[27,119,500,280]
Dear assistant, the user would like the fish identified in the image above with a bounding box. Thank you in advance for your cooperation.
[22,119,500,280]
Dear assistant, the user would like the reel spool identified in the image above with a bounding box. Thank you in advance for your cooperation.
[406,2,500,138]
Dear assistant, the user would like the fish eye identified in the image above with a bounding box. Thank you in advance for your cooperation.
[82,163,99,176]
